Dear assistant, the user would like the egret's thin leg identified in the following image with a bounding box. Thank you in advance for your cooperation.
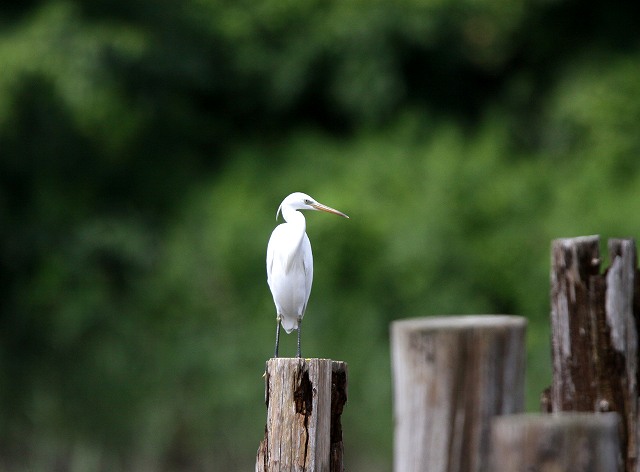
[274,315,281,358]
[296,316,302,358]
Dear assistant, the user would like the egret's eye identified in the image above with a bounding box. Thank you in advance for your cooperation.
[304,199,312,205]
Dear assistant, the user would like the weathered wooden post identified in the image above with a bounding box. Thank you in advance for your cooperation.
[255,358,347,472]
[490,413,623,471]
[547,236,639,471]
[391,315,527,472]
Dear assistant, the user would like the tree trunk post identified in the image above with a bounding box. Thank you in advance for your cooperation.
[391,315,527,472]
[255,358,348,472]
[549,236,639,471]
[490,413,623,472]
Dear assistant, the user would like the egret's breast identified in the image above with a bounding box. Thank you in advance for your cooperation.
[266,223,313,329]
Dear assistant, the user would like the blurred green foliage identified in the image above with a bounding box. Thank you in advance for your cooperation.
[1,0,640,470]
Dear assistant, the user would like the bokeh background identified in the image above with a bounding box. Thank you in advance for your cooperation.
[2,0,640,470]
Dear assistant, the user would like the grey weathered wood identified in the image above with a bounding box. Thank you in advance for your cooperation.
[549,236,638,471]
[391,315,527,472]
[255,358,347,472]
[490,413,623,472]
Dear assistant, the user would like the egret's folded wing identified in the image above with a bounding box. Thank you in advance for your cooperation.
[301,233,313,315]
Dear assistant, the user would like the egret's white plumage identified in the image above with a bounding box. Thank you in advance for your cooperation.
[267,192,349,357]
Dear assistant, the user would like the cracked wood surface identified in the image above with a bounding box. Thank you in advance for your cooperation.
[256,358,347,472]
[549,236,639,472]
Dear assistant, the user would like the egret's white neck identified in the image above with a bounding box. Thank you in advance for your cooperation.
[281,207,306,229]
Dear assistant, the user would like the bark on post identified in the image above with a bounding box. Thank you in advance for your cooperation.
[391,315,527,472]
[255,358,347,472]
[490,413,623,472]
[549,236,639,471]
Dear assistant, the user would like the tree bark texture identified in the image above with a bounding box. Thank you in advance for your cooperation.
[549,236,639,471]
[255,358,347,472]
[391,315,527,472]
[490,412,623,472]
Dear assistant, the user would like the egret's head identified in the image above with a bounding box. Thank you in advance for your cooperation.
[276,192,349,220]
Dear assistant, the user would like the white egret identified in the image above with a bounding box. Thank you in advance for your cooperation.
[267,192,349,358]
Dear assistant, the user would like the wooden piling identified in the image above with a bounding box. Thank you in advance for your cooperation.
[548,236,639,471]
[391,315,527,472]
[490,413,623,472]
[255,358,347,472]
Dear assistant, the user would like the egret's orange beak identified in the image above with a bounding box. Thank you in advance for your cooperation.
[311,202,349,218]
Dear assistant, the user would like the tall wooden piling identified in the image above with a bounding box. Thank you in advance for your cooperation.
[391,315,527,472]
[548,236,639,471]
[255,358,347,472]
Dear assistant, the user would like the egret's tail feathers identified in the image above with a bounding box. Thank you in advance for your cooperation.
[280,315,298,334]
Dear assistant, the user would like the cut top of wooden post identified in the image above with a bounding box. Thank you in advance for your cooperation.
[392,314,526,331]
